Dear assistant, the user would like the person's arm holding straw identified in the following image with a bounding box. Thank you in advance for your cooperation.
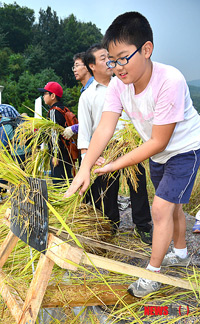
[64,110,176,197]
[64,111,120,197]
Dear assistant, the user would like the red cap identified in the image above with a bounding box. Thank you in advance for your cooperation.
[38,81,63,98]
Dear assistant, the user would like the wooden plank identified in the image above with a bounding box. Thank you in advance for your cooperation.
[49,226,149,260]
[18,253,54,324]
[82,253,198,292]
[0,231,19,268]
[2,216,84,270]
[42,283,135,307]
[46,233,83,270]
[4,212,149,260]
[0,269,23,323]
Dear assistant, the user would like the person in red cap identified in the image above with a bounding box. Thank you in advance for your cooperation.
[38,81,73,184]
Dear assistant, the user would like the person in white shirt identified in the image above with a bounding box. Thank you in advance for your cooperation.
[77,43,120,233]
[63,52,94,140]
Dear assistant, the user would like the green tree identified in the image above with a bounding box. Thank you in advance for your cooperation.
[8,53,25,81]
[2,68,63,115]
[0,3,35,52]
[0,27,8,47]
[24,44,46,74]
[32,11,102,87]
[189,85,200,113]
[0,47,13,81]
[64,83,82,116]
[32,7,63,71]
[61,14,102,86]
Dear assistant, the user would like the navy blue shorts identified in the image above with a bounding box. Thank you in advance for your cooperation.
[149,149,200,204]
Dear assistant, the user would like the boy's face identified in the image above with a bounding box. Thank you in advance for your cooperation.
[108,41,152,86]
[43,92,54,106]
[73,59,88,82]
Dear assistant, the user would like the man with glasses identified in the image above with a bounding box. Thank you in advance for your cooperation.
[76,43,120,233]
[63,52,94,140]
[72,52,94,93]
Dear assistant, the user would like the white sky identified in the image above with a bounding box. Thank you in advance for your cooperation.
[1,0,200,81]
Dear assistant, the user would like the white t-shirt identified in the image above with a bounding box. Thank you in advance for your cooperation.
[78,79,108,149]
[103,62,200,163]
[78,79,130,149]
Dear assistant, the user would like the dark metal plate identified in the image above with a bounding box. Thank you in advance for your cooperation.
[10,177,48,252]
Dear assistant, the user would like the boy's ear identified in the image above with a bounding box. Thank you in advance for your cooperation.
[144,41,153,58]
[51,93,56,100]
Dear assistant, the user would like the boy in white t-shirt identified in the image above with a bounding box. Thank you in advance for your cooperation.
[64,12,200,297]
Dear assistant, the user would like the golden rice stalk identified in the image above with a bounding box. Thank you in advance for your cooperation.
[13,115,64,160]
[0,116,142,244]
[91,119,143,192]
[0,142,111,245]
[13,115,142,192]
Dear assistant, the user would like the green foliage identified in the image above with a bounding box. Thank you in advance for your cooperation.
[8,53,26,81]
[64,83,82,116]
[0,47,12,80]
[0,3,35,52]
[24,44,46,74]
[189,85,200,113]
[32,6,63,72]
[1,68,63,115]
[0,3,103,114]
[0,26,8,47]
[61,14,102,87]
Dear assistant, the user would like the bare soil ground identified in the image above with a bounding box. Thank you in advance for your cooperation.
[119,205,200,267]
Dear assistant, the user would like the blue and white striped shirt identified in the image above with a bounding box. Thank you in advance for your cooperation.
[0,104,20,118]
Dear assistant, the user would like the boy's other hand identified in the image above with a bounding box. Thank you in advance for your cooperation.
[94,162,114,176]
[95,156,105,166]
[64,169,91,198]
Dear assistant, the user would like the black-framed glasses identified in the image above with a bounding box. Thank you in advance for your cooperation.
[106,43,144,69]
[72,64,85,71]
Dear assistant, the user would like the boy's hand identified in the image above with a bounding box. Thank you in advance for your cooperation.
[94,162,114,176]
[64,169,91,197]
[95,156,105,166]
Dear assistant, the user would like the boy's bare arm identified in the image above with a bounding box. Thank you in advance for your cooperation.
[64,111,120,197]
[94,123,176,175]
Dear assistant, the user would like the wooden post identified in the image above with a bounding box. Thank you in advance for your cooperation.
[18,253,55,324]
[0,231,19,268]
[0,269,23,323]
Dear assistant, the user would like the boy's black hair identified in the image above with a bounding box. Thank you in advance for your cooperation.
[84,43,103,75]
[102,12,153,51]
[48,91,61,102]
